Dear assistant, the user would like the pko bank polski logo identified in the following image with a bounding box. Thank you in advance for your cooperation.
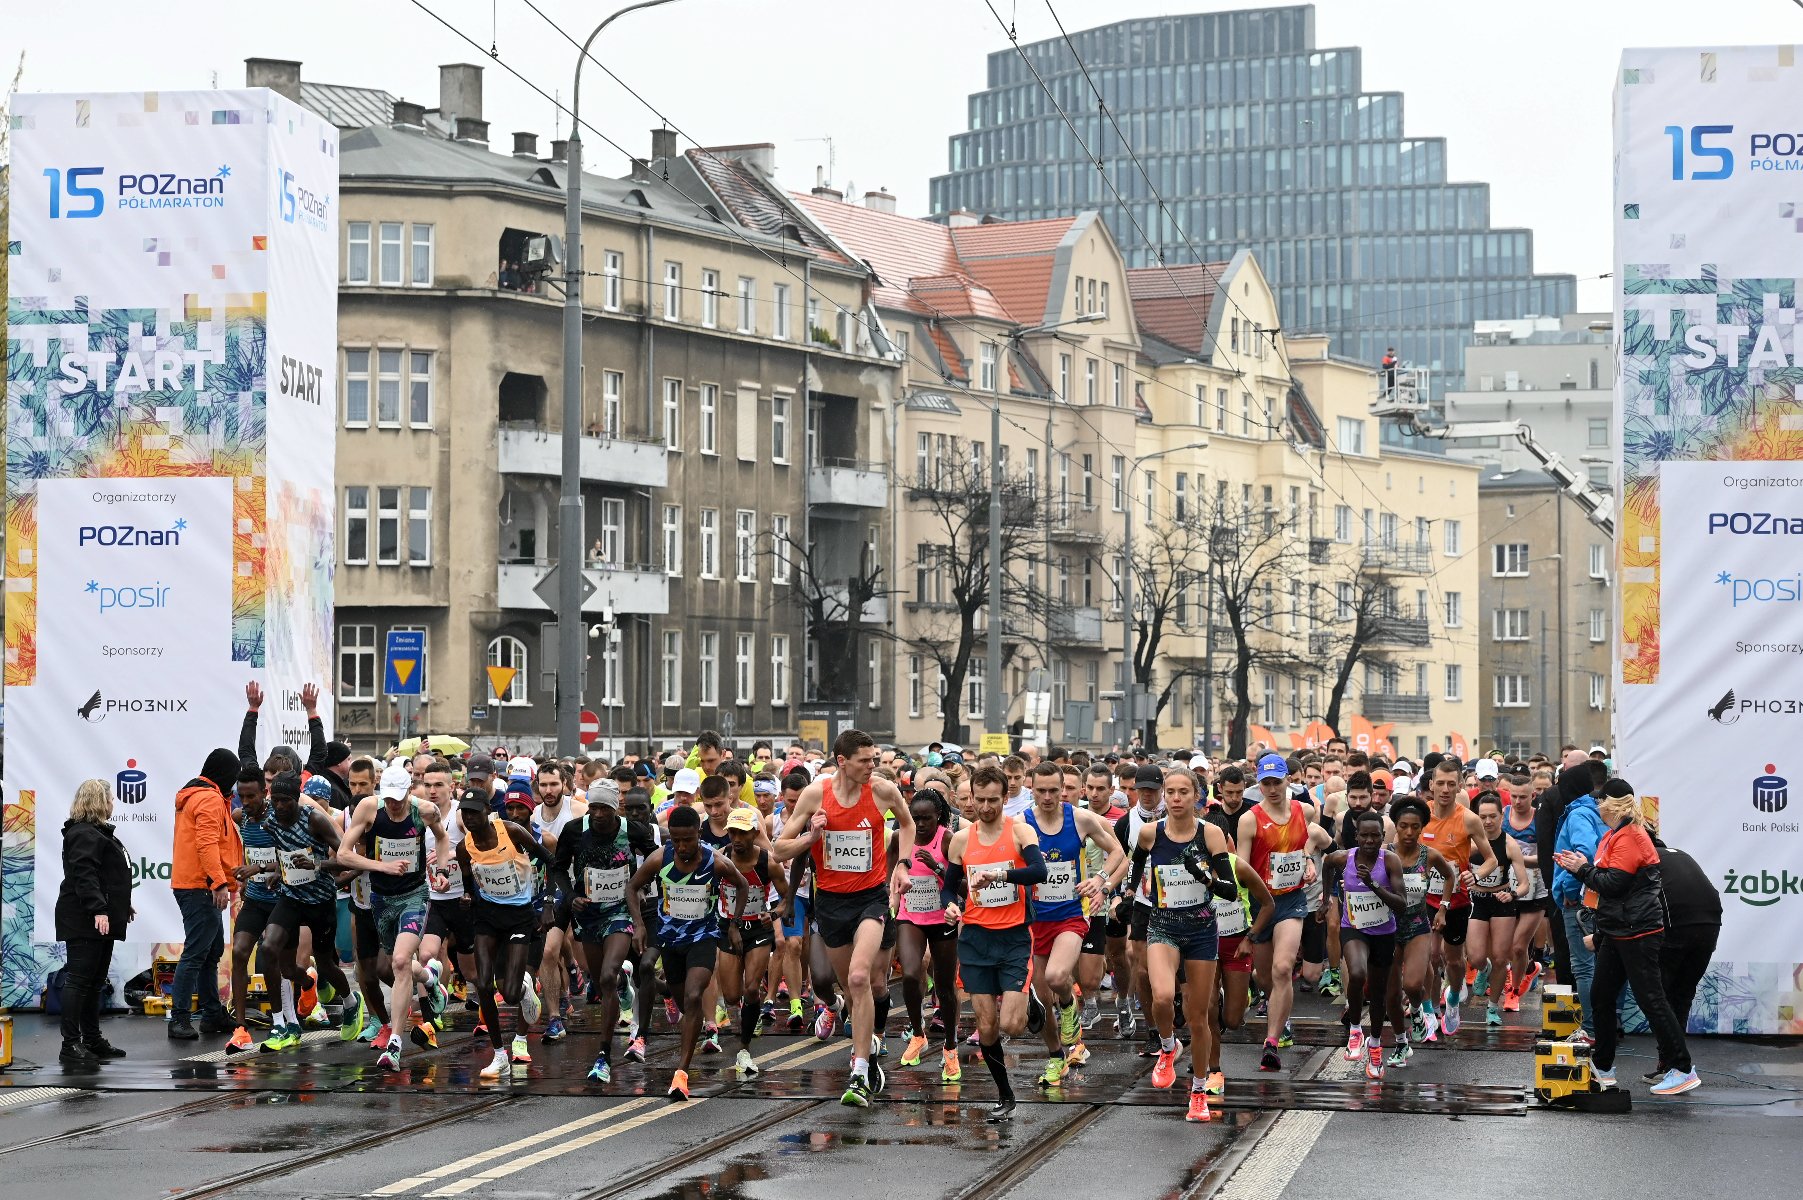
[43,164,231,218]
[1665,124,1803,180]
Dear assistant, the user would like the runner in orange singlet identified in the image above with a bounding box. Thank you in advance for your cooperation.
[774,729,914,1107]
[1420,756,1493,1037]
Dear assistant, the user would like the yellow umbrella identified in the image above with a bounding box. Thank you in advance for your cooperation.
[392,735,472,758]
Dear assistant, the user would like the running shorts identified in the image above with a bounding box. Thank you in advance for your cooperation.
[1147,907,1219,962]
[1341,927,1396,969]
[1249,888,1310,945]
[781,894,810,940]
[1082,915,1108,956]
[1128,901,1151,944]
[351,904,377,960]
[1436,904,1472,946]
[269,895,338,947]
[335,897,354,965]
[1300,909,1328,964]
[1031,915,1090,958]
[1395,909,1433,944]
[1471,893,1519,922]
[813,884,896,951]
[473,899,538,944]
[571,903,633,944]
[903,919,958,943]
[661,937,720,979]
[641,906,664,949]
[722,919,777,954]
[372,884,430,953]
[958,923,1031,996]
[235,897,276,947]
[426,897,476,951]
[1218,932,1253,973]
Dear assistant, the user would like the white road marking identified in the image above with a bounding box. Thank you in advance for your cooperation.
[1211,1044,1361,1199]
[370,1096,661,1195]
[0,1087,84,1111]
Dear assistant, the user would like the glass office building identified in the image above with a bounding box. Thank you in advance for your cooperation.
[928,7,1575,395]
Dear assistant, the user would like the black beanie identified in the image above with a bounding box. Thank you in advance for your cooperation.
[200,748,240,796]
[324,741,353,769]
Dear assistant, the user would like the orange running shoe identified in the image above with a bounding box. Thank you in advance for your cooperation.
[1186,1089,1212,1122]
[296,969,319,1018]
[226,1026,255,1055]
[901,1034,929,1067]
[1152,1045,1178,1089]
[668,1069,690,1101]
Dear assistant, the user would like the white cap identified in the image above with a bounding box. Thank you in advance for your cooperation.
[1473,757,1500,781]
[379,762,412,800]
[672,768,701,795]
[508,755,538,779]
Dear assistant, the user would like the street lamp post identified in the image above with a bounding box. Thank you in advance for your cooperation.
[560,0,684,754]
[1120,442,1207,749]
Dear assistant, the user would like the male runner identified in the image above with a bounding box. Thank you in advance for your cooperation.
[718,806,790,1078]
[418,759,476,1034]
[225,767,278,1053]
[456,787,555,1078]
[774,729,914,1107]
[1421,756,1493,1035]
[1077,764,1127,1031]
[256,772,352,1051]
[530,761,578,1040]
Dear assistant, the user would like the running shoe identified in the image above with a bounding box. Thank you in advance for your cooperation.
[1387,1042,1411,1069]
[872,1033,888,1058]
[868,1059,886,1094]
[377,1034,403,1072]
[788,999,805,1033]
[1485,1003,1502,1028]
[420,960,446,1023]
[1318,968,1343,1001]
[1064,1042,1091,1067]
[1409,1006,1428,1043]
[620,977,636,1017]
[1465,965,1479,990]
[544,1016,568,1043]
[941,1047,962,1083]
[668,1069,690,1101]
[1039,1055,1069,1088]
[624,1036,647,1063]
[1591,1064,1617,1090]
[1641,1066,1669,1086]
[479,1048,510,1080]
[519,973,542,1027]
[1344,1026,1365,1061]
[901,1034,929,1067]
[318,978,337,1006]
[813,1003,837,1040]
[1441,996,1462,1036]
[1502,987,1521,1013]
[1472,966,1490,997]
[510,1034,532,1064]
[759,1001,776,1034]
[1650,1068,1701,1096]
[1081,996,1101,1030]
[304,1005,332,1029]
[985,1099,1016,1124]
[1186,1087,1212,1123]
[1259,1038,1282,1072]
[339,992,367,1042]
[261,1022,301,1052]
[701,1025,722,1055]
[560,992,575,1020]
[473,1024,490,1040]
[1058,1000,1081,1047]
[776,983,791,1003]
[1203,1070,1225,1096]
[358,1014,382,1044]
[226,1026,255,1055]
[1139,1026,1161,1057]
[1520,961,1543,994]
[1365,1042,1384,1081]
[1116,1008,1138,1041]
[588,1054,612,1084]
[617,1009,634,1033]
[568,963,586,998]
[735,1048,760,1079]
[1276,1021,1295,1050]
[1151,1045,1178,1089]
[840,1073,873,1107]
[409,1018,439,1050]
[715,1000,732,1027]
[1569,1029,1595,1049]
[1026,989,1046,1036]
[1253,996,1269,1019]
[296,969,319,1018]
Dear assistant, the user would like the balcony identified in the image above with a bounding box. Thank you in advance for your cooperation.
[823,584,889,625]
[1050,503,1107,545]
[1361,692,1432,723]
[497,560,669,615]
[1309,537,1332,565]
[809,459,887,509]
[498,425,669,489]
[1369,613,1432,647]
[1309,630,1335,658]
[1049,605,1104,646]
[1360,541,1433,576]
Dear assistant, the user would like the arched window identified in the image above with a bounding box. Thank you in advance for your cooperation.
[488,635,528,705]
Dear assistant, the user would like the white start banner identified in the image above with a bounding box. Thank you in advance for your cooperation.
[1616,47,1803,1034]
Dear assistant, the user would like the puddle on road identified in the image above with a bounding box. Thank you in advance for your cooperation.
[637,1159,774,1200]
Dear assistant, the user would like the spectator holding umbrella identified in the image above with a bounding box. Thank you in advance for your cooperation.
[54,779,134,1068]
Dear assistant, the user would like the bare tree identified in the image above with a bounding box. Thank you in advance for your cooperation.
[1314,555,1406,735]
[1109,509,1215,752]
[763,525,894,706]
[1207,498,1309,760]
[902,443,1045,741]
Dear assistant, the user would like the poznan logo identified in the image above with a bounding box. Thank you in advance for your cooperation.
[1722,866,1803,907]
[79,518,186,548]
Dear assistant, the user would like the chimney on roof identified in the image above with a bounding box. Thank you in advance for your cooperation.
[391,100,426,131]
[453,117,489,146]
[512,131,539,159]
[810,165,844,202]
[863,188,897,215]
[244,58,302,103]
[438,62,483,124]
[945,209,980,228]
[629,158,653,182]
[699,142,775,175]
[650,127,678,161]
[547,138,569,164]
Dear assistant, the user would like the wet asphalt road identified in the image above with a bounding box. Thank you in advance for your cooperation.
[2,985,1798,1199]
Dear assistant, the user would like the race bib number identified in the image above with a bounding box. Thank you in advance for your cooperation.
[351,872,371,907]
[278,849,317,886]
[974,878,1018,908]
[585,866,628,905]
[737,887,769,918]
[905,874,943,915]
[822,829,873,874]
[1036,861,1078,904]
[377,835,419,865]
[1346,888,1391,930]
[1266,849,1306,892]
[1156,864,1205,909]
[245,845,278,883]
[1213,893,1249,936]
[472,860,526,899]
[665,882,709,921]
[1403,872,1428,907]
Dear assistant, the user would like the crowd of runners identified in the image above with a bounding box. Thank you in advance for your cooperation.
[126,683,1704,1124]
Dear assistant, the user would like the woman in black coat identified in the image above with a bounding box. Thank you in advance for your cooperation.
[54,778,134,1068]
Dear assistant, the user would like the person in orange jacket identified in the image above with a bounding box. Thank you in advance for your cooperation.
[169,747,247,1039]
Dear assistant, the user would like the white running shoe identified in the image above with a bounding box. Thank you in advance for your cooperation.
[735,1048,759,1078]
[520,972,543,1027]
[479,1049,509,1080]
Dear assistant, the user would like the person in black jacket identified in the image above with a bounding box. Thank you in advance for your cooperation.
[1537,751,1594,987]
[55,779,134,1069]
[1643,831,1722,1082]
[301,683,356,811]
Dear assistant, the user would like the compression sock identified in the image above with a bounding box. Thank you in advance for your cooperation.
[279,978,299,1026]
[874,992,892,1035]
[981,1040,1013,1102]
[740,997,759,1048]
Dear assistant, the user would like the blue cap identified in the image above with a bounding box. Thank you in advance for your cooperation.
[302,775,335,802]
[1256,753,1289,782]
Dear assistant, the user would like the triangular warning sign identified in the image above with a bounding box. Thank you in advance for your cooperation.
[486,665,518,698]
[392,658,417,687]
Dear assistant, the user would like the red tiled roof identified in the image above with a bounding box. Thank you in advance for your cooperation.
[959,257,1055,328]
[791,193,961,315]
[927,322,968,382]
[948,217,1077,259]
[1125,263,1229,357]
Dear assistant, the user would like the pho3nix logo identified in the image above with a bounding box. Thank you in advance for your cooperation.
[44,165,231,218]
[76,689,190,723]
[1723,867,1803,908]
[1709,688,1803,725]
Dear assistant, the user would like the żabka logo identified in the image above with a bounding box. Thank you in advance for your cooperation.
[1723,867,1803,907]
[1754,765,1789,814]
[116,759,149,805]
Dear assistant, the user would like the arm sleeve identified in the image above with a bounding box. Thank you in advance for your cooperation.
[1207,851,1237,900]
[550,832,578,896]
[940,862,965,909]
[1002,842,1048,886]
[304,715,328,774]
[238,711,259,772]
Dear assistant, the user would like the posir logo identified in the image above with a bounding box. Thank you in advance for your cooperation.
[86,578,173,613]
[1754,764,1789,814]
[79,518,186,548]
[1722,866,1803,907]
[116,759,149,805]
[43,164,231,217]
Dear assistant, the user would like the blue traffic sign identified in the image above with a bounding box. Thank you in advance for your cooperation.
[384,629,426,697]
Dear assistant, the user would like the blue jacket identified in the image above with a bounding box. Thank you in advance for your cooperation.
[1552,792,1606,907]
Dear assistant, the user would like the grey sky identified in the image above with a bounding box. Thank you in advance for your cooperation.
[5,1,1799,315]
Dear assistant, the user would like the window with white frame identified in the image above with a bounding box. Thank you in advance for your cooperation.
[1143,469,1154,522]
[1493,543,1529,576]
[663,261,682,321]
[1589,608,1607,642]
[488,635,528,705]
[1112,362,1123,407]
[699,509,719,578]
[1493,607,1529,641]
[771,635,790,705]
[408,487,431,565]
[1058,354,1071,401]
[661,630,681,706]
[868,642,882,709]
[1099,281,1109,315]
[1337,416,1365,454]
[1589,543,1608,578]
[1262,672,1277,725]
[699,384,718,453]
[662,504,682,575]
[410,224,434,286]
[598,497,624,566]
[774,283,791,340]
[1334,504,1352,542]
[1193,385,1207,426]
[1082,455,1094,508]
[378,222,403,285]
[377,349,402,425]
[1336,581,1355,620]
[376,487,401,565]
[663,378,682,449]
[1444,591,1462,627]
[735,510,757,581]
[771,513,791,584]
[600,370,623,438]
[701,268,719,328]
[966,658,986,720]
[699,632,719,706]
[907,655,922,717]
[1444,519,1463,556]
[603,251,622,311]
[1588,418,1609,447]
[1241,391,1253,435]
[1111,455,1125,511]
[347,222,371,284]
[408,351,433,426]
[1494,673,1531,707]
[598,634,621,706]
[1444,663,1463,702]
[343,487,369,565]
[1414,516,1430,548]
[1215,387,1227,432]
[344,349,370,427]
[1086,358,1098,406]
[736,277,756,333]
[772,394,790,463]
[338,624,376,701]
[1175,473,1188,520]
[979,343,997,391]
[735,633,755,705]
[807,297,822,339]
[1589,673,1606,710]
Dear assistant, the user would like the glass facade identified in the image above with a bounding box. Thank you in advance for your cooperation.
[928,9,1575,394]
